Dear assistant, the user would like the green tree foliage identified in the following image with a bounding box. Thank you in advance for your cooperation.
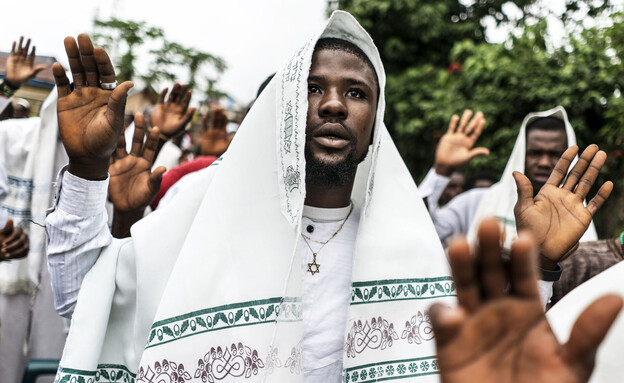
[339,0,624,236]
[92,18,226,96]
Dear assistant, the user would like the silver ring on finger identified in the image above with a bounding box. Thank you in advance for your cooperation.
[100,81,118,90]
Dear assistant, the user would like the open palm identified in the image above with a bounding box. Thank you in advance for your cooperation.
[151,83,196,138]
[513,145,612,263]
[433,220,623,383]
[5,37,47,86]
[435,110,489,176]
[109,114,165,212]
[53,34,133,180]
[200,107,233,157]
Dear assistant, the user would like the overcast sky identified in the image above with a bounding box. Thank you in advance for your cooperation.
[0,0,328,104]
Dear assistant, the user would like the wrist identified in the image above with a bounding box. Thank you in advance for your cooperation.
[0,78,19,98]
[3,77,21,90]
[68,159,110,181]
[433,163,453,177]
[539,255,559,271]
[539,262,562,282]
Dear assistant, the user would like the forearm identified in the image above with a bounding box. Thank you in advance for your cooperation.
[45,167,112,317]
[419,167,451,213]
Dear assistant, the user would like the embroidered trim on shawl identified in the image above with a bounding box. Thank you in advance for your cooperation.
[55,364,136,383]
[350,277,455,305]
[343,356,439,382]
[145,297,302,349]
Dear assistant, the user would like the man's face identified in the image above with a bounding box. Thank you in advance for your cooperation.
[524,128,567,191]
[439,172,466,206]
[304,48,378,185]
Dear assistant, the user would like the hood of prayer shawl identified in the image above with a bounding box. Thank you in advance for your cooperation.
[55,11,453,383]
[467,106,597,250]
[0,89,63,294]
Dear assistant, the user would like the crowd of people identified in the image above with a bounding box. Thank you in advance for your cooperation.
[0,9,623,383]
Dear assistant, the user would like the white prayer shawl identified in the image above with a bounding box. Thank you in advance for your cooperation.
[56,11,453,383]
[467,106,597,250]
[0,90,65,294]
[547,261,624,382]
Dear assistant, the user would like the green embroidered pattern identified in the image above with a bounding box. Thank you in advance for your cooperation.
[344,356,439,382]
[351,277,455,305]
[55,364,136,383]
[145,297,302,349]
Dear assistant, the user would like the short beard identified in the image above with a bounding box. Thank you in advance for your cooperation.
[304,139,368,187]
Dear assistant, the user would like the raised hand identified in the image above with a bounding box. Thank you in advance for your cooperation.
[5,37,47,88]
[431,219,623,383]
[513,145,613,268]
[151,83,196,139]
[0,220,29,261]
[53,34,134,180]
[200,107,233,157]
[109,113,166,213]
[434,110,489,176]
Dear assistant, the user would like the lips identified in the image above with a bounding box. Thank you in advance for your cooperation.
[312,123,351,150]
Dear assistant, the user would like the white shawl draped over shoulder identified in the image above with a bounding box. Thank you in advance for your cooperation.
[467,106,597,250]
[56,11,453,383]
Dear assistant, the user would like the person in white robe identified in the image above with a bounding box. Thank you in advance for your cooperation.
[46,11,455,383]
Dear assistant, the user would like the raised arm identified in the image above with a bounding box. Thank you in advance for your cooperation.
[46,34,133,317]
[431,219,622,383]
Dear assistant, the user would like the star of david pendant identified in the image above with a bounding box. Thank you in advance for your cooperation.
[307,253,320,275]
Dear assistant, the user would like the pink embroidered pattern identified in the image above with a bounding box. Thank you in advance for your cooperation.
[345,317,399,358]
[401,311,435,345]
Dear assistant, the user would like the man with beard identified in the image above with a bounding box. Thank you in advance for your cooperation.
[45,12,611,383]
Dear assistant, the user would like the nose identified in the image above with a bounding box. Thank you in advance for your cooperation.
[319,89,347,119]
[537,153,552,168]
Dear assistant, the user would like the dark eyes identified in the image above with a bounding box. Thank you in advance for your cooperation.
[307,85,365,99]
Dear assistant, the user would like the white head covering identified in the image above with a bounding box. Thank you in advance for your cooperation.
[0,89,65,294]
[467,106,597,249]
[57,11,453,382]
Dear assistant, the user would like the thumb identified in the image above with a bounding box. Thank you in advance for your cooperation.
[562,294,623,373]
[32,65,47,76]
[148,166,166,193]
[467,147,490,159]
[0,220,13,236]
[513,171,534,211]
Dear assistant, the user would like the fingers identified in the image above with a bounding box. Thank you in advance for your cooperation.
[448,236,480,313]
[131,113,146,156]
[168,83,181,103]
[448,114,459,134]
[3,227,27,253]
[464,111,484,136]
[512,171,534,212]
[105,81,134,133]
[115,128,127,160]
[77,34,99,87]
[508,233,539,299]
[546,145,579,186]
[94,47,116,84]
[182,90,192,110]
[477,219,506,299]
[562,144,598,191]
[563,294,623,367]
[587,181,613,216]
[158,88,168,104]
[574,149,607,200]
[23,38,31,55]
[17,36,24,54]
[429,303,467,348]
[64,36,85,88]
[142,126,160,164]
[202,115,209,131]
[148,166,166,193]
[458,110,473,133]
[52,63,71,98]
[11,41,16,54]
[182,107,196,127]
